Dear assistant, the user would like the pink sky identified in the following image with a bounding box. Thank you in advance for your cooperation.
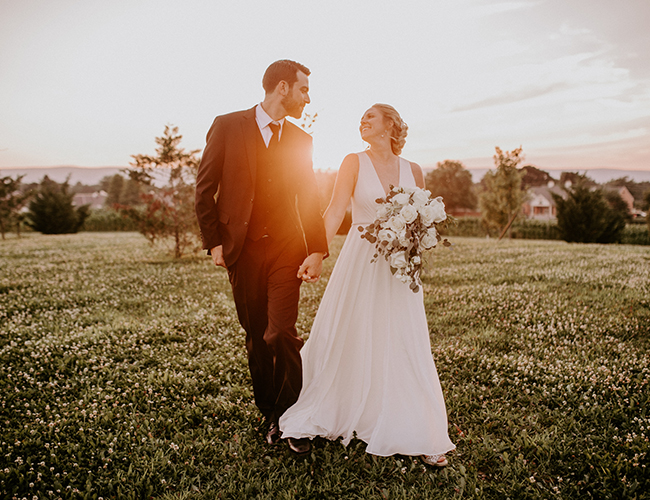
[1,0,649,173]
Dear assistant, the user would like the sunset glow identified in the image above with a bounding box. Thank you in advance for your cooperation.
[1,0,649,174]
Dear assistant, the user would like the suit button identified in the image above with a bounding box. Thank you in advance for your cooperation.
[244,222,248,226]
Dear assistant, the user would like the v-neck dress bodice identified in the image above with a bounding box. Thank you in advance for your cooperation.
[351,151,415,225]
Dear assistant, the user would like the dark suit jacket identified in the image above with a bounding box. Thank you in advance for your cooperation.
[195,106,328,267]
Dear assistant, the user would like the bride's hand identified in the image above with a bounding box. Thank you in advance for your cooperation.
[298,253,324,283]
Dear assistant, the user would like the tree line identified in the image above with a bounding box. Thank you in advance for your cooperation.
[424,146,648,243]
[2,126,649,252]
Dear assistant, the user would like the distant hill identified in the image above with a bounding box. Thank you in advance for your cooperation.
[3,165,650,186]
[0,166,124,185]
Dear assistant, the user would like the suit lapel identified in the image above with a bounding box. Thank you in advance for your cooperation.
[241,107,259,185]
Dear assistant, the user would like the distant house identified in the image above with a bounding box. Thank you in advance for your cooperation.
[521,184,566,220]
[522,183,637,221]
[602,185,635,215]
[73,191,107,210]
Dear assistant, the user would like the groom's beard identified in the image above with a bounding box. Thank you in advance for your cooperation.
[282,94,304,119]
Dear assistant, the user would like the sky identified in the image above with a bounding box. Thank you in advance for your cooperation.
[1,0,649,175]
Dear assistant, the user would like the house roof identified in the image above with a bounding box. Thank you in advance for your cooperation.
[526,185,566,207]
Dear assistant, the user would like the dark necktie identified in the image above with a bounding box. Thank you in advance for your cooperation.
[268,123,280,149]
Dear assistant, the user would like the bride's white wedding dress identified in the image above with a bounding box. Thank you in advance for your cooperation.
[280,152,455,457]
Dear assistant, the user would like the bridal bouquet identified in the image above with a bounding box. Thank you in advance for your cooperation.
[359,186,450,293]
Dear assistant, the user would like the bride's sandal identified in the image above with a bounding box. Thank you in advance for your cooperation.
[421,454,448,467]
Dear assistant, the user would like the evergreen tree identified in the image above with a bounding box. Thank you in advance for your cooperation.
[27,176,89,234]
[553,177,626,243]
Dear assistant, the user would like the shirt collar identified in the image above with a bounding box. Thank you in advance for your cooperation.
[256,103,285,131]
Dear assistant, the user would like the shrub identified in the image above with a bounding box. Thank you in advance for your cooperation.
[82,208,139,231]
[511,220,560,240]
[621,224,650,245]
[439,216,488,237]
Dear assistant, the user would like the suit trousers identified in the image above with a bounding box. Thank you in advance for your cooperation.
[227,234,307,422]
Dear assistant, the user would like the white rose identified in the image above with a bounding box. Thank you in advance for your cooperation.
[419,205,436,226]
[411,255,421,265]
[377,228,396,243]
[392,193,410,206]
[389,250,408,269]
[402,186,417,194]
[429,197,447,223]
[399,204,418,224]
[421,233,437,249]
[376,205,391,220]
[388,215,406,233]
[398,231,410,247]
[411,189,430,209]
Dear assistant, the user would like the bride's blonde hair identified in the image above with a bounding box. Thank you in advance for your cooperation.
[372,103,408,155]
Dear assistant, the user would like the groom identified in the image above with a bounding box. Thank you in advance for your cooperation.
[195,60,327,455]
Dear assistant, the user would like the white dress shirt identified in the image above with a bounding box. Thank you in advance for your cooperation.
[255,104,284,147]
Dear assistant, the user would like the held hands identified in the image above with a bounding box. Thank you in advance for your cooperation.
[212,245,322,281]
[210,245,227,268]
[297,252,324,283]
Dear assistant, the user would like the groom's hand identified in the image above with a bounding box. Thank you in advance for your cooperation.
[210,245,227,268]
[298,252,324,283]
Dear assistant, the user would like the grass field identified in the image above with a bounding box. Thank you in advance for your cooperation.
[1,232,649,499]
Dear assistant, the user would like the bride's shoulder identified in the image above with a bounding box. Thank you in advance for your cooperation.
[336,153,360,182]
[340,153,361,170]
[405,159,425,188]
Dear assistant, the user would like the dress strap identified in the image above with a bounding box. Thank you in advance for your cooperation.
[398,157,416,188]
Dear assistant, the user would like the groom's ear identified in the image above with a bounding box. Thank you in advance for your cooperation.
[276,80,290,96]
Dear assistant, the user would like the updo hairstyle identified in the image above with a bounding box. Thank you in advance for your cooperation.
[372,103,408,155]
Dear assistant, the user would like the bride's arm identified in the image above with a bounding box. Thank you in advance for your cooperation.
[322,154,359,245]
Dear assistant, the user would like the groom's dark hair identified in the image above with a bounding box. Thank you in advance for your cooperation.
[262,60,310,94]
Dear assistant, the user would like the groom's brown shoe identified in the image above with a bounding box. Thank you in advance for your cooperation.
[287,437,311,455]
[265,421,281,445]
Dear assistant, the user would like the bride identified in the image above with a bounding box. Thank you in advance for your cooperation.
[280,104,455,466]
